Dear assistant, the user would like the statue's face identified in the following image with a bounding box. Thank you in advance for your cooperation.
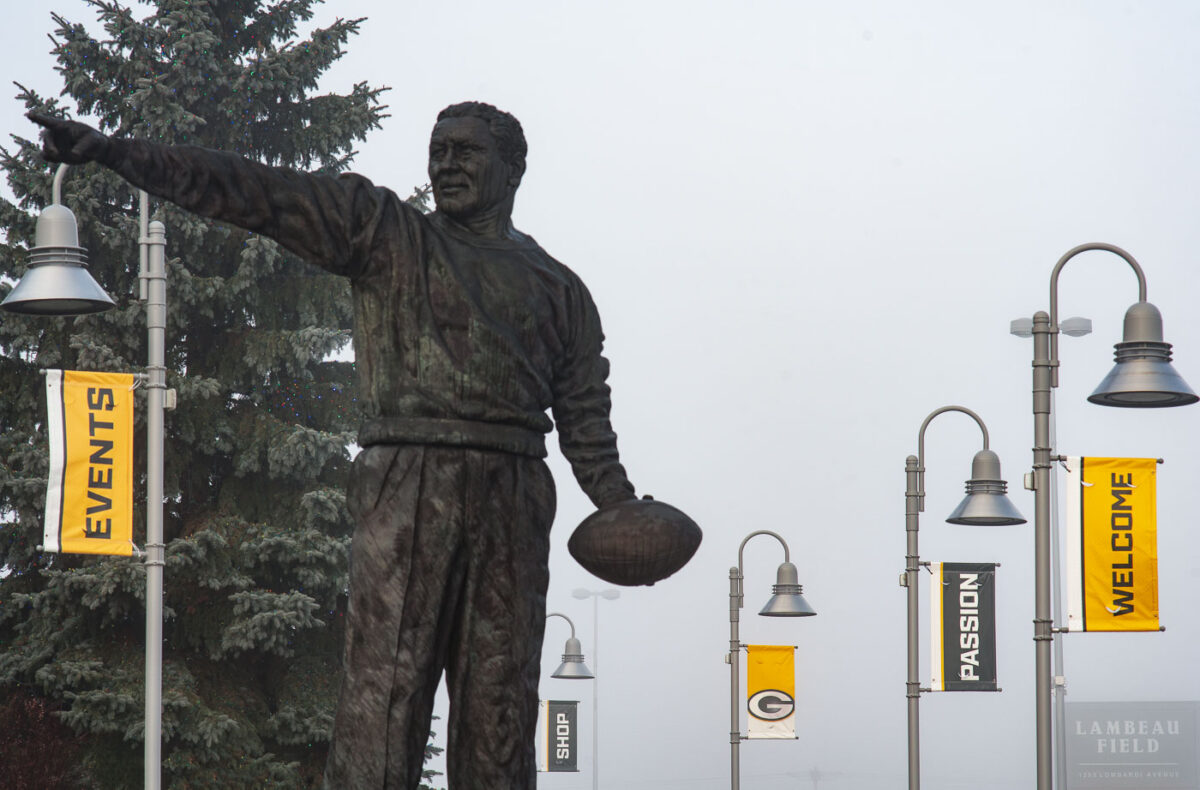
[428,116,516,218]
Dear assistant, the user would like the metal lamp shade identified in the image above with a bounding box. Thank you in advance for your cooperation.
[1088,302,1197,408]
[946,449,1027,526]
[759,561,817,617]
[551,637,594,679]
[1,204,115,315]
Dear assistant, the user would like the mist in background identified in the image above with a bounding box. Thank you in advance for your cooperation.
[5,2,1199,787]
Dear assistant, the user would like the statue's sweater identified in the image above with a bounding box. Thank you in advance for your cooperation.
[102,138,634,508]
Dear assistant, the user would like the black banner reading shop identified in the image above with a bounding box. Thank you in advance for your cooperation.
[538,700,579,772]
[932,562,998,692]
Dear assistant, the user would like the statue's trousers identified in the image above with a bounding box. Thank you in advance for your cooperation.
[324,443,556,790]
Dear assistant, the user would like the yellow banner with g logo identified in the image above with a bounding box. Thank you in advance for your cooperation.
[1065,457,1159,632]
[44,370,136,556]
[746,644,796,739]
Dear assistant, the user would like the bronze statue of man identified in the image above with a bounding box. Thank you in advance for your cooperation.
[30,102,636,789]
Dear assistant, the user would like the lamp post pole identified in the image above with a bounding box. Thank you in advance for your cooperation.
[729,530,816,790]
[573,588,619,790]
[589,595,601,790]
[729,561,743,790]
[1015,316,1092,790]
[904,406,1026,790]
[141,195,167,790]
[904,452,922,790]
[1026,243,1196,790]
[1032,307,1056,790]
[1048,396,1069,790]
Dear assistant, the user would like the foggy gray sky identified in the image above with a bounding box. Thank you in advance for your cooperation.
[4,2,1200,788]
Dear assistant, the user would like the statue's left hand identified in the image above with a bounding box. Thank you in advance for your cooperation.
[27,111,111,165]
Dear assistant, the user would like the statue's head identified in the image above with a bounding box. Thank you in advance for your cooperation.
[429,102,527,220]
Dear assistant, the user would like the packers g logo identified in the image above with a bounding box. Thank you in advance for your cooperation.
[747,689,795,721]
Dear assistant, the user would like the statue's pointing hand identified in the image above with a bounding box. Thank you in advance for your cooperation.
[27,112,110,166]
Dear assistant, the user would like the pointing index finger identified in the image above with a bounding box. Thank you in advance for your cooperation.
[26,110,60,128]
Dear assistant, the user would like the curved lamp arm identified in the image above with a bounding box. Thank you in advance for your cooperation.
[545,611,577,639]
[915,405,989,513]
[51,163,69,205]
[737,529,790,572]
[1048,243,1147,387]
[732,530,792,606]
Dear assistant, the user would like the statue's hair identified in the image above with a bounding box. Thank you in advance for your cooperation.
[437,102,527,167]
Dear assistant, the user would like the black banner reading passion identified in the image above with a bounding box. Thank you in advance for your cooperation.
[934,562,998,692]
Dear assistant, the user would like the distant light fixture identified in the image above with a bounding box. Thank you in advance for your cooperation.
[945,449,1027,526]
[2,204,115,315]
[572,587,619,601]
[1010,317,1034,338]
[546,612,594,680]
[758,561,817,617]
[1088,301,1198,408]
[1,165,115,316]
[1010,316,1091,338]
[1060,317,1092,337]
[551,635,595,680]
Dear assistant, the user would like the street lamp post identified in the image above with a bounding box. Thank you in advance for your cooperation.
[903,406,1026,790]
[1024,243,1196,790]
[573,587,619,790]
[1012,315,1092,790]
[729,530,816,790]
[2,168,169,790]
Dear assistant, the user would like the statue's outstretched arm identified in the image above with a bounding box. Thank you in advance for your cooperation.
[28,111,112,166]
[27,112,390,277]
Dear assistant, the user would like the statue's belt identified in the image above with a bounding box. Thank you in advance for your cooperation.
[358,417,548,459]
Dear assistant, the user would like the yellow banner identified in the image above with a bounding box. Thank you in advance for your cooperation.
[45,370,136,556]
[1065,457,1158,632]
[746,644,796,739]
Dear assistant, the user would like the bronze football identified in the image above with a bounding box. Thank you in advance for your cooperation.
[567,496,702,586]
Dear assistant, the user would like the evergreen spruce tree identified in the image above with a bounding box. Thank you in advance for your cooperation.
[0,2,430,787]
[420,715,446,790]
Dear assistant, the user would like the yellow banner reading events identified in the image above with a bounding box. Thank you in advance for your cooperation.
[45,370,136,556]
[1065,457,1159,633]
[746,644,796,739]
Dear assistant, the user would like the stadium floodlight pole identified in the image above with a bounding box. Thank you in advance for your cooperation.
[1,170,169,790]
[1025,243,1196,790]
[903,406,1026,790]
[729,530,816,790]
[573,587,620,790]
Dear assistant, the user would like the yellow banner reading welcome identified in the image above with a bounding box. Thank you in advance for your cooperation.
[45,370,135,556]
[1065,457,1159,632]
[746,644,796,739]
